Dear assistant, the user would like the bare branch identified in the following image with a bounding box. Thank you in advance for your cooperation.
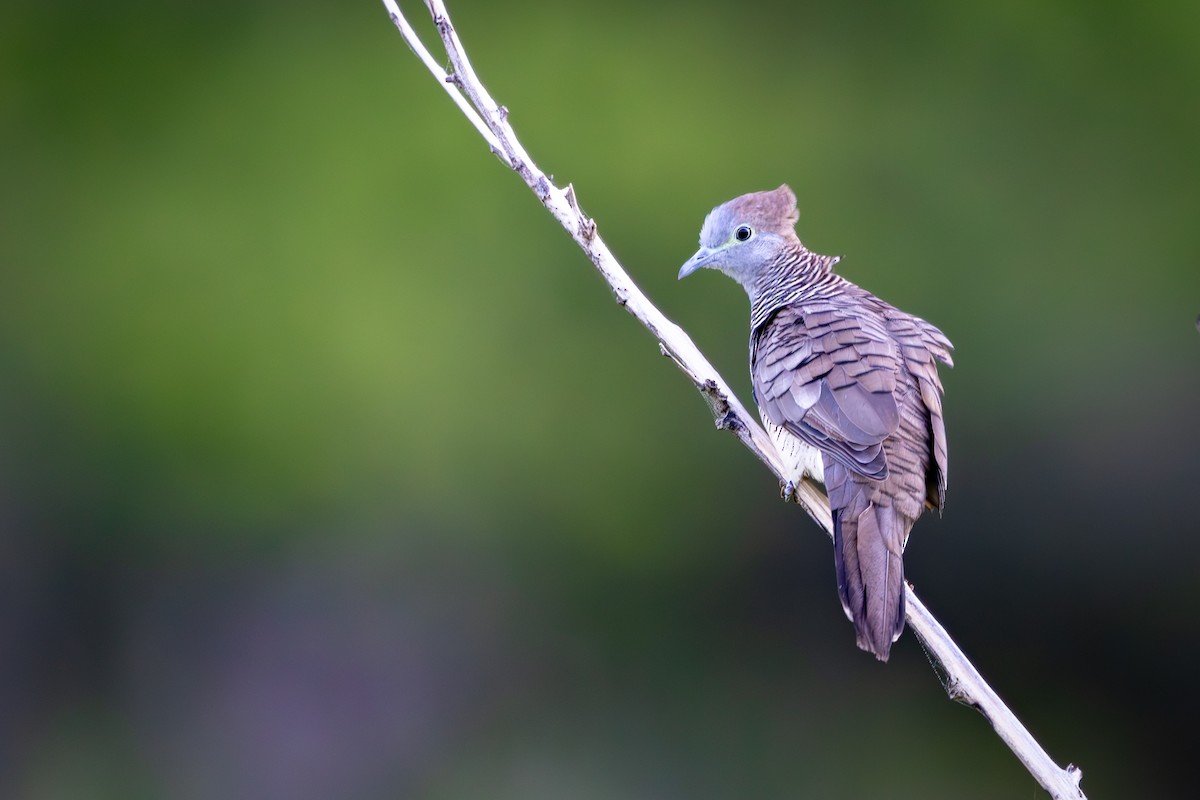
[906,593,1085,798]
[384,3,503,158]
[380,3,1086,797]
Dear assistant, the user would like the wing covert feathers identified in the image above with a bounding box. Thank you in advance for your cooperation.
[751,287,952,659]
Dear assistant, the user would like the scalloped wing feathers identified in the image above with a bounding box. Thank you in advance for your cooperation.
[751,288,952,659]
[753,302,901,482]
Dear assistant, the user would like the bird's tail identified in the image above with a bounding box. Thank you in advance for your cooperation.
[832,494,909,661]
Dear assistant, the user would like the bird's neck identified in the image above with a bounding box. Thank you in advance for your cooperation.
[748,246,842,330]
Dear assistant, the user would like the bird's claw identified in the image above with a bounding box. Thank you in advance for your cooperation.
[780,480,799,503]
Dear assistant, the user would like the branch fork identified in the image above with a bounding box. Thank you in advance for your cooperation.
[382,2,1086,797]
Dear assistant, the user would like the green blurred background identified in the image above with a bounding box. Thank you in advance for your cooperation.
[2,0,1197,797]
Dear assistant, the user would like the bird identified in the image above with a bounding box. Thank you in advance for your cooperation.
[678,185,953,661]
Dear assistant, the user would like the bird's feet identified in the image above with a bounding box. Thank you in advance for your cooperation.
[780,480,799,504]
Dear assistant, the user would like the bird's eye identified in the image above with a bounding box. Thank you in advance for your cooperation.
[735,225,753,242]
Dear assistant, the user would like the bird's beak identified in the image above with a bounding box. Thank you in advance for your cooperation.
[678,247,715,280]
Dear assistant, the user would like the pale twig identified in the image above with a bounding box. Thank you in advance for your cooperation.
[380,2,1086,797]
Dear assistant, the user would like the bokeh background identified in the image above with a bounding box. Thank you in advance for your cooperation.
[2,0,1198,797]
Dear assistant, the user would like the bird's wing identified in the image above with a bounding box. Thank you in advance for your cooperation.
[883,309,954,508]
[752,300,901,481]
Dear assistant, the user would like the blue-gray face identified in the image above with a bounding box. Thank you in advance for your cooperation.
[678,200,783,286]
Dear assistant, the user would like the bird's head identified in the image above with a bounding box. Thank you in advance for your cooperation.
[678,184,802,287]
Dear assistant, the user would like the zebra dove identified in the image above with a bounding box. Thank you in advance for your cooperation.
[679,185,953,661]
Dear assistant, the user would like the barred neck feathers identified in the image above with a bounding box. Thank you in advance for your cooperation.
[676,185,844,329]
[749,246,843,331]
